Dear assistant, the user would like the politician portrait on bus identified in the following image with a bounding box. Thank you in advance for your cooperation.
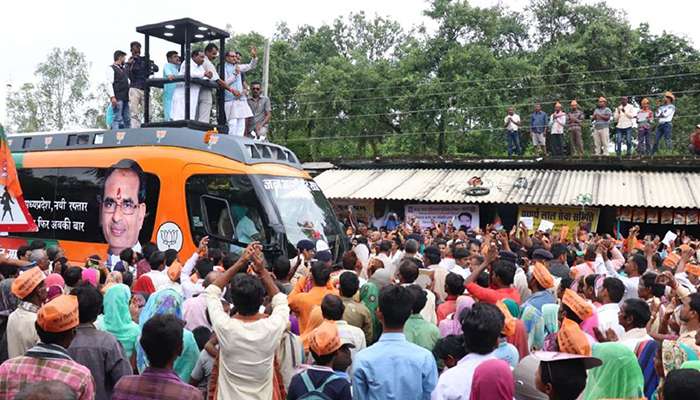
[99,159,147,260]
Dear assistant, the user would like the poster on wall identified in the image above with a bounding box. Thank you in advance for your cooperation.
[618,208,632,222]
[404,204,480,230]
[687,210,699,225]
[660,210,674,224]
[674,210,687,225]
[330,199,375,226]
[646,210,659,224]
[632,208,646,223]
[517,205,600,240]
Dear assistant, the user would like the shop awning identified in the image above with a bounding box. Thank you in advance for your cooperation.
[314,168,700,208]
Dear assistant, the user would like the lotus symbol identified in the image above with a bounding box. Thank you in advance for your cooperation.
[160,229,178,247]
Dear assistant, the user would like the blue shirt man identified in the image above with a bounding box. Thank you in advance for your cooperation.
[520,289,556,314]
[352,286,438,400]
[530,108,548,134]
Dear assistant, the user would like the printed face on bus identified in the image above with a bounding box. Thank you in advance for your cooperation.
[100,169,146,255]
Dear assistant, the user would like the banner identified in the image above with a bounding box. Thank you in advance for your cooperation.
[404,204,480,230]
[517,205,599,239]
[0,126,37,232]
[330,199,375,226]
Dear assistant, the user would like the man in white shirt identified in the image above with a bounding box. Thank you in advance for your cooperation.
[504,107,522,156]
[205,244,289,400]
[197,43,236,124]
[399,259,437,325]
[596,277,626,339]
[604,250,645,300]
[652,91,676,155]
[449,248,471,280]
[549,102,567,156]
[180,237,215,299]
[432,303,502,400]
[618,298,653,352]
[143,251,170,291]
[614,96,636,157]
[171,50,209,120]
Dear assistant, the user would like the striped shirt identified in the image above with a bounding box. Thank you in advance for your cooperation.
[112,368,202,400]
[0,343,95,400]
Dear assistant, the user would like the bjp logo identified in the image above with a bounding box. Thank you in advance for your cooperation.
[156,130,167,143]
[156,222,183,252]
[115,131,126,144]
[160,229,179,247]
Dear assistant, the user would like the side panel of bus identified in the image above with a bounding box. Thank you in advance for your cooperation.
[1,147,308,265]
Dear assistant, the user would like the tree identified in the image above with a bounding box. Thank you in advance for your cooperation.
[7,47,94,132]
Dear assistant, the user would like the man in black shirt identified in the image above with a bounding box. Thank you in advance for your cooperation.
[107,50,130,129]
[125,41,158,128]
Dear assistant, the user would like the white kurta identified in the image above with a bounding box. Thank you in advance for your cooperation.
[171,62,207,120]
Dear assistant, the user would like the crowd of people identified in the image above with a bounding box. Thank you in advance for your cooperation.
[107,41,271,139]
[504,92,696,157]
[1,215,700,399]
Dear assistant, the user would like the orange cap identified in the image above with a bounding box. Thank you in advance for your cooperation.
[37,294,79,333]
[641,98,650,105]
[533,262,554,289]
[557,318,591,356]
[686,264,700,277]
[570,100,578,107]
[11,267,45,299]
[496,300,516,337]
[663,253,681,270]
[562,289,593,320]
[309,321,343,356]
[664,91,675,101]
[167,261,182,282]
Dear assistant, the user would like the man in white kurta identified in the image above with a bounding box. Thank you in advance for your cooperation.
[171,50,209,121]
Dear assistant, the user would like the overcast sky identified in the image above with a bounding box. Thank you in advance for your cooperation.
[1,0,698,126]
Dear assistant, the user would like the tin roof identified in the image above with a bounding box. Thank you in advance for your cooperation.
[314,168,700,208]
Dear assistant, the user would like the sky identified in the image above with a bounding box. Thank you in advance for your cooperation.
[1,0,699,127]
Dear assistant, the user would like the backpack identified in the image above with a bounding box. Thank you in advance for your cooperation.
[297,370,342,400]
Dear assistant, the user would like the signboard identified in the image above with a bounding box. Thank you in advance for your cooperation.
[518,205,599,239]
[404,204,480,230]
[0,126,36,233]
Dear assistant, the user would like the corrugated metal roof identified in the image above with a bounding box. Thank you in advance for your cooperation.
[314,168,700,208]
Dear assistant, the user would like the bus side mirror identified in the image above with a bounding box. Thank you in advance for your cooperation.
[200,194,237,243]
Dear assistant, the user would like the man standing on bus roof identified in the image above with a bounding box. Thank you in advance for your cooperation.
[100,159,147,268]
[126,41,159,128]
[163,51,181,121]
[106,50,130,130]
[196,43,236,124]
[224,48,258,136]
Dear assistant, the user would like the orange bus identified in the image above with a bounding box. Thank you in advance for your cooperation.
[3,128,346,266]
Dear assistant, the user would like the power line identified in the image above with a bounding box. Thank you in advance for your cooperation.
[276,88,700,124]
[275,60,700,98]
[281,71,700,108]
[281,112,700,143]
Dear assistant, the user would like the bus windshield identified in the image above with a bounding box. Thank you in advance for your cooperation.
[255,175,342,252]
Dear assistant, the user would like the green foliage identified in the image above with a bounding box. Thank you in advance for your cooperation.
[7,1,700,160]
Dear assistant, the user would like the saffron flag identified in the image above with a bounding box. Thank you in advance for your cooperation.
[0,125,37,232]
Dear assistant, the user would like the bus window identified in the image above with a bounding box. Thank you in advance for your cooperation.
[18,166,160,247]
[185,175,268,251]
[254,175,342,255]
[200,195,235,242]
